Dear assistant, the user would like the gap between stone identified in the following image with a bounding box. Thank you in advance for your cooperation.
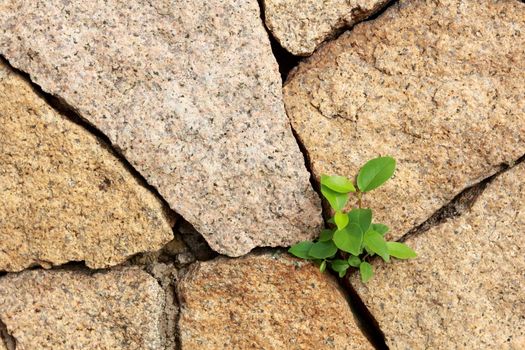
[256,0,301,82]
[254,1,394,347]
[142,264,184,350]
[306,0,399,60]
[398,153,525,243]
[0,55,178,227]
[0,319,16,350]
[341,153,525,348]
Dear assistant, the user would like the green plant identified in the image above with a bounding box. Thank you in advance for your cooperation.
[288,156,416,283]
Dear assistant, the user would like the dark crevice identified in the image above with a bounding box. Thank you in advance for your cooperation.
[311,0,399,59]
[169,281,181,350]
[142,265,181,350]
[399,153,525,243]
[256,0,301,82]
[339,274,388,349]
[0,260,95,275]
[289,127,331,224]
[172,276,184,350]
[269,36,301,82]
[254,1,395,346]
[0,55,177,225]
[0,319,16,350]
[175,218,218,262]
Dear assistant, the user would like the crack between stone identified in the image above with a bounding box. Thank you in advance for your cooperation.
[308,0,399,59]
[0,55,178,228]
[254,2,392,348]
[256,0,301,82]
[0,319,16,350]
[339,274,389,349]
[342,154,525,348]
[398,153,525,243]
[142,265,183,350]
[172,269,186,350]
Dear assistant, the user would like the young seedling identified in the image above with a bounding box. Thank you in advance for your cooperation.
[288,156,416,283]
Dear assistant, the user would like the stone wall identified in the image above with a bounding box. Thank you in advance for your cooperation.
[0,0,524,349]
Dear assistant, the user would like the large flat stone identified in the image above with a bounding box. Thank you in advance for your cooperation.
[0,267,166,350]
[351,162,525,349]
[0,62,173,271]
[284,0,525,241]
[178,253,372,349]
[0,0,322,257]
[263,0,389,56]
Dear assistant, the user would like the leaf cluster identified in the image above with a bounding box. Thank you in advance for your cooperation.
[289,156,416,283]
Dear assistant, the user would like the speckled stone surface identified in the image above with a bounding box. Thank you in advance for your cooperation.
[263,0,389,56]
[178,253,373,349]
[284,0,525,241]
[0,267,166,350]
[0,62,173,272]
[350,162,525,349]
[0,0,322,257]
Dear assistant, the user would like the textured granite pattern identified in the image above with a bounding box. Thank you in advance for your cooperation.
[0,0,323,257]
[0,267,166,350]
[284,0,525,241]
[178,253,373,349]
[264,0,389,56]
[351,161,525,349]
[0,62,173,271]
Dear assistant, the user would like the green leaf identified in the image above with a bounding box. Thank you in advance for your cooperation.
[318,229,334,242]
[333,223,363,255]
[327,217,335,224]
[372,223,389,236]
[359,262,374,283]
[319,260,327,273]
[338,270,347,278]
[331,259,350,272]
[334,211,349,230]
[308,241,338,259]
[387,242,417,259]
[364,230,390,262]
[348,208,372,233]
[321,185,349,211]
[288,241,314,259]
[320,175,356,193]
[347,255,361,267]
[357,156,396,192]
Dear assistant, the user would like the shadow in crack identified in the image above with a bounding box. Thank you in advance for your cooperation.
[256,0,301,82]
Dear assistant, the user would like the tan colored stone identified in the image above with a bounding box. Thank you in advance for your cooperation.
[0,0,323,257]
[0,62,173,271]
[178,253,372,349]
[0,267,166,350]
[351,162,525,349]
[284,0,525,241]
[263,0,389,56]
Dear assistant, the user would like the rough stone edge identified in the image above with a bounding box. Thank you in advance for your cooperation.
[343,153,525,349]
[0,55,177,226]
[263,0,396,57]
[142,264,180,350]
[0,319,16,350]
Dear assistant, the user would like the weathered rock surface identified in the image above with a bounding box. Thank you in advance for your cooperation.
[178,253,372,349]
[263,0,389,56]
[0,0,323,257]
[351,162,525,349]
[0,62,173,271]
[284,0,525,241]
[0,267,166,349]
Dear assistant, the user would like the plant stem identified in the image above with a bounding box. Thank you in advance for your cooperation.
[357,191,362,208]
